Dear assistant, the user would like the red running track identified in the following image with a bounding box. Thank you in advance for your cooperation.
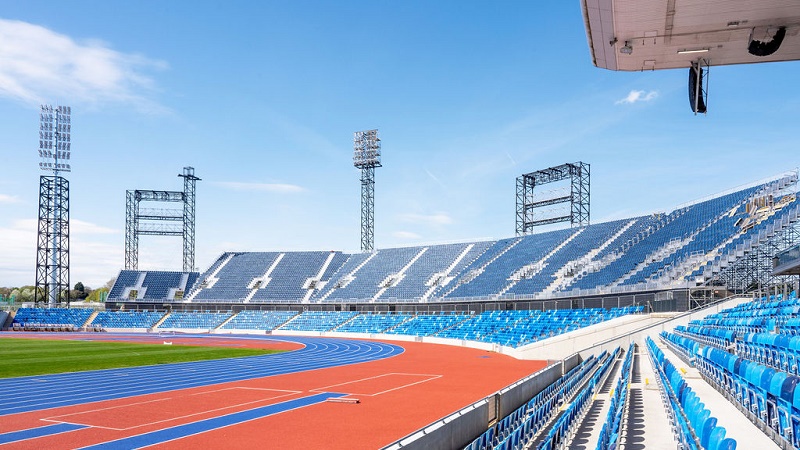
[0,334,546,449]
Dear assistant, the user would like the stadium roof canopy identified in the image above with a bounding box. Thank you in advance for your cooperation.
[582,0,800,71]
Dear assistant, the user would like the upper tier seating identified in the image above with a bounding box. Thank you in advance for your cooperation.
[107,270,199,301]
[322,247,422,301]
[108,179,795,304]
[192,252,283,302]
[250,252,333,301]
[446,229,575,299]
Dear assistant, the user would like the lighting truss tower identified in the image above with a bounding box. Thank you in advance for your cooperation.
[35,105,72,307]
[125,167,200,272]
[353,129,381,252]
[516,161,590,235]
[179,167,200,272]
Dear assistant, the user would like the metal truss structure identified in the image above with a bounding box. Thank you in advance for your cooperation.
[516,162,590,235]
[711,175,800,292]
[353,130,381,252]
[179,167,201,272]
[125,167,200,272]
[714,220,800,292]
[35,105,71,306]
[35,176,70,306]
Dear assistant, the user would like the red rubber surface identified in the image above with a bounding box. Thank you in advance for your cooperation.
[0,334,546,449]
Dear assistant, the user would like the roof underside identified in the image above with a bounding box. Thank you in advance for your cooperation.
[582,0,800,71]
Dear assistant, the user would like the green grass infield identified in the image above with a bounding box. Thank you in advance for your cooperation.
[0,338,282,379]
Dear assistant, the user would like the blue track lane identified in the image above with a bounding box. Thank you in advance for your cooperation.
[0,423,87,445]
[79,392,347,449]
[0,334,403,417]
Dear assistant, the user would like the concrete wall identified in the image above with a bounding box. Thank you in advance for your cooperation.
[383,400,491,450]
[507,314,668,361]
[496,357,576,419]
[382,357,579,450]
[156,328,211,334]
[577,295,751,360]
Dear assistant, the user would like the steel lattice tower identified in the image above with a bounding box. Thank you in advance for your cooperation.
[516,162,590,235]
[125,167,200,272]
[179,167,200,272]
[353,130,382,252]
[34,105,72,306]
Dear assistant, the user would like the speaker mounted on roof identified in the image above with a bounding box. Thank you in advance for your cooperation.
[748,26,786,57]
[688,61,708,115]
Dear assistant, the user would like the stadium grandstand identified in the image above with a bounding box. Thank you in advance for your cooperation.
[4,171,800,449]
[103,172,799,309]
[4,3,800,449]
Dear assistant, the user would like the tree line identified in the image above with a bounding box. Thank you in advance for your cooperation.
[0,278,115,304]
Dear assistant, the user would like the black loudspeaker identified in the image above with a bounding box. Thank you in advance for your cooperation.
[688,65,707,114]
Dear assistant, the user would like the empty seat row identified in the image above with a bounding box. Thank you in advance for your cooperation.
[537,348,619,450]
[646,336,736,450]
[668,331,800,449]
[465,352,606,450]
[596,343,635,450]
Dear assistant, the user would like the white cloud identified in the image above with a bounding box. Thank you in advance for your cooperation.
[398,212,453,226]
[0,194,21,204]
[0,218,122,288]
[215,181,305,193]
[71,219,119,235]
[0,18,167,112]
[392,231,421,240]
[616,90,659,105]
[0,219,36,286]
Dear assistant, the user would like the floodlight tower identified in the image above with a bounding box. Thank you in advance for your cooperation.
[178,166,201,272]
[34,105,72,307]
[353,129,381,252]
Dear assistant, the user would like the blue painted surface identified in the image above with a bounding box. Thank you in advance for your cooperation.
[0,334,402,416]
[0,423,87,445]
[80,392,346,449]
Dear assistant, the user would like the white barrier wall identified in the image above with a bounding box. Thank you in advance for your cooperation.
[577,295,751,360]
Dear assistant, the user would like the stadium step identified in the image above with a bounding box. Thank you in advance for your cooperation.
[658,343,779,449]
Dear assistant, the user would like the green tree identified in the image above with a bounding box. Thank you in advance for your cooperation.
[86,287,109,302]
[17,287,34,303]
[70,282,89,300]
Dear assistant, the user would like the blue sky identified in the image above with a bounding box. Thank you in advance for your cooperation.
[0,1,798,288]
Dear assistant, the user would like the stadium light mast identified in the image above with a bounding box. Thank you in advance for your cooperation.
[353,129,381,252]
[178,166,201,272]
[34,105,72,307]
